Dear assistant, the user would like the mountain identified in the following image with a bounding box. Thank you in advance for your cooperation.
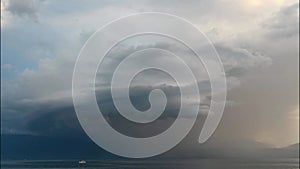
[268,143,299,158]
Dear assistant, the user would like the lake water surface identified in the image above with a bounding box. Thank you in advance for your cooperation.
[1,158,299,169]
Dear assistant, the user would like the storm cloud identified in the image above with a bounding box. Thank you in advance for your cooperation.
[1,0,298,158]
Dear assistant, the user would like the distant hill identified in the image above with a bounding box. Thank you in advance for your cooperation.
[270,143,299,158]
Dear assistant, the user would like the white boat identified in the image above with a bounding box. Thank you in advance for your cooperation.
[78,160,87,164]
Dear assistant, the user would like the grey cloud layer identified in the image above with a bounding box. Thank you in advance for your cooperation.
[262,3,299,39]
[3,0,44,22]
[1,0,298,148]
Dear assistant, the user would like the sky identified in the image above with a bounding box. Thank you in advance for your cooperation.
[0,0,299,157]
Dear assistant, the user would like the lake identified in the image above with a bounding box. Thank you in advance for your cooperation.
[1,158,299,169]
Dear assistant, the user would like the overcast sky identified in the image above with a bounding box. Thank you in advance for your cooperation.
[1,0,299,150]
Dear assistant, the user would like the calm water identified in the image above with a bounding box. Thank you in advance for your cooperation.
[1,158,299,169]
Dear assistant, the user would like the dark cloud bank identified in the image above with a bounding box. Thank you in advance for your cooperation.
[1,1,299,160]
